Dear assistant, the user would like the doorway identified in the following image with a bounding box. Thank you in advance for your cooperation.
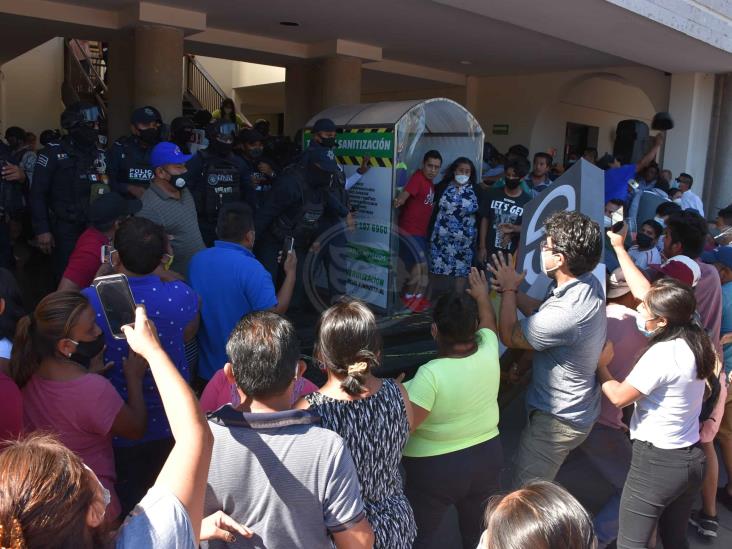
[563,122,599,166]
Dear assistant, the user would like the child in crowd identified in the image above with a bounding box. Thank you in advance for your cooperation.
[628,219,662,270]
[296,299,416,549]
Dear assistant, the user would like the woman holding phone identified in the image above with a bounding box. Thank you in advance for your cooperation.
[8,291,148,523]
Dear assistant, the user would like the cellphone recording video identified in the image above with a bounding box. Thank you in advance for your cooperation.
[611,221,625,234]
[92,274,137,340]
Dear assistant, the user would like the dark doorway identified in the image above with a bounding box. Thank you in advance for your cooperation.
[563,122,599,166]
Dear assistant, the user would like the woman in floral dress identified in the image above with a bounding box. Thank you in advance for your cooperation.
[429,157,479,294]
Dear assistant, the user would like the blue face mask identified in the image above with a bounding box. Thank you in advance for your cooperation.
[635,312,659,337]
[653,216,666,229]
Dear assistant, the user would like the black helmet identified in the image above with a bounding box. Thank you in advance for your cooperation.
[61,102,100,130]
[171,116,194,134]
[205,119,237,144]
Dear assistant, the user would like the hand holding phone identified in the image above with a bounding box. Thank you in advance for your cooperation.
[93,274,137,339]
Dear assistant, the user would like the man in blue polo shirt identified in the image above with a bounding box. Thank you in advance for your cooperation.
[188,201,296,383]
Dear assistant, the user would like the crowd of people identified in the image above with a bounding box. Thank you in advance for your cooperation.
[0,95,729,549]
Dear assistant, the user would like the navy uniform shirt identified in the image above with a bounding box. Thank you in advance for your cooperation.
[108,135,155,195]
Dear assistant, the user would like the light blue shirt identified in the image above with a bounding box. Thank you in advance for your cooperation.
[721,281,732,375]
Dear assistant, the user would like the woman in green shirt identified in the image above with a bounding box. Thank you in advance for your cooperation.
[403,267,503,549]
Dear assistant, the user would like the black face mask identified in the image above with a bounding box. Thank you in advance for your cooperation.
[505,177,522,190]
[319,137,337,149]
[68,333,106,368]
[70,126,99,149]
[138,127,161,146]
[173,130,192,148]
[211,140,232,157]
[308,165,333,188]
[636,233,654,249]
[247,147,263,159]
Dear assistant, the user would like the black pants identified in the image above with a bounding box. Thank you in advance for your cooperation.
[617,440,705,549]
[403,436,503,549]
[51,218,85,280]
[114,437,174,516]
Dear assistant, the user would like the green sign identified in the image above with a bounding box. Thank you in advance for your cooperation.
[492,124,510,135]
[304,129,394,158]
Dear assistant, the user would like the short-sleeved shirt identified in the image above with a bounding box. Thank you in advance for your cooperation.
[0,370,22,445]
[82,276,198,446]
[628,245,661,271]
[203,407,365,549]
[137,183,205,276]
[625,338,705,449]
[116,487,195,549]
[404,328,501,457]
[23,373,124,518]
[695,260,722,353]
[62,227,109,288]
[479,187,531,256]
[398,171,434,237]
[521,273,607,429]
[599,304,647,429]
[188,241,277,380]
[721,281,732,375]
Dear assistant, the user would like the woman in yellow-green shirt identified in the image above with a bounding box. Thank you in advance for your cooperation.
[403,267,503,549]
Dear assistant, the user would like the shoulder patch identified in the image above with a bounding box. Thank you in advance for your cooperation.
[36,154,49,167]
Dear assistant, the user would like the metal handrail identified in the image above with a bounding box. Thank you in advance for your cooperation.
[63,38,107,119]
[185,54,226,114]
[68,39,108,96]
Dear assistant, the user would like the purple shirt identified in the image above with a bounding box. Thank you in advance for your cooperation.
[83,275,198,445]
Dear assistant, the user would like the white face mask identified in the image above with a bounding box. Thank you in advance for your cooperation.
[454,174,470,185]
[540,249,560,276]
[653,216,666,228]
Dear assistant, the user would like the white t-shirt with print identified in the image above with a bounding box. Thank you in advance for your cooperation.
[626,338,704,449]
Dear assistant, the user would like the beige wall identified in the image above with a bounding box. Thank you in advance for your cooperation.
[0,38,65,136]
[196,55,285,105]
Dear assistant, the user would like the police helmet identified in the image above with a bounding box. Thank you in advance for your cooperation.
[61,102,100,130]
[206,120,237,145]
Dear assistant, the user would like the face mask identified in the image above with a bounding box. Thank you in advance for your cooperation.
[70,126,99,148]
[211,140,232,156]
[165,169,187,189]
[505,177,521,190]
[635,312,659,338]
[455,174,470,185]
[653,216,666,229]
[320,137,337,149]
[173,130,192,146]
[67,333,106,368]
[603,215,612,229]
[673,198,683,205]
[540,249,560,276]
[138,127,161,146]
[248,147,264,158]
[636,232,654,249]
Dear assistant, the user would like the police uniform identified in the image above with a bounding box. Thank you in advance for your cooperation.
[30,136,109,277]
[186,149,257,246]
[108,135,155,196]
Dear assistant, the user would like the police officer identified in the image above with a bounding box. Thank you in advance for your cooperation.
[255,147,348,309]
[186,119,256,246]
[170,116,195,154]
[235,128,278,208]
[108,106,162,198]
[30,102,108,278]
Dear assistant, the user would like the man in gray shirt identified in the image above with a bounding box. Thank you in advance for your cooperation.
[202,311,374,549]
[137,142,205,275]
[489,210,606,488]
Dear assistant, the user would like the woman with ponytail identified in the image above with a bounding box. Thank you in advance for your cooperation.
[599,277,714,548]
[296,299,416,549]
[8,291,148,523]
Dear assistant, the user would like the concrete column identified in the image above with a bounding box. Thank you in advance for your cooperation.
[663,73,715,201]
[132,25,183,125]
[284,61,317,137]
[107,30,135,140]
[704,73,732,216]
[320,55,361,109]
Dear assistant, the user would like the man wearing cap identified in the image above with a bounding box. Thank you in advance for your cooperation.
[58,192,141,292]
[235,128,278,208]
[185,120,256,246]
[137,142,204,275]
[109,106,163,199]
[255,146,348,308]
[30,101,108,278]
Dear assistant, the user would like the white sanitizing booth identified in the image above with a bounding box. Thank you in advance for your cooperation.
[304,98,484,315]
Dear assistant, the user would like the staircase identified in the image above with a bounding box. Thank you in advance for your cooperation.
[183,54,226,117]
[62,39,108,124]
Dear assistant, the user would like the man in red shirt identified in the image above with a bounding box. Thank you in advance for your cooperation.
[57,193,141,291]
[394,150,442,311]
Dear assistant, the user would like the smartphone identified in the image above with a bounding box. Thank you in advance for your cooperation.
[92,274,137,339]
[282,236,295,256]
[611,221,625,234]
[100,244,114,264]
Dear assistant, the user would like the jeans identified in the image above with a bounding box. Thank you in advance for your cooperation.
[617,440,705,549]
[114,437,174,516]
[512,410,593,488]
[403,436,504,549]
[577,423,632,547]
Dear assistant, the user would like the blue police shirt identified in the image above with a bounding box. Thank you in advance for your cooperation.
[82,275,198,446]
[188,241,278,380]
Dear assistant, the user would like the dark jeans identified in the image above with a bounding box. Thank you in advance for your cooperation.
[403,436,504,549]
[114,437,174,516]
[617,440,705,549]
